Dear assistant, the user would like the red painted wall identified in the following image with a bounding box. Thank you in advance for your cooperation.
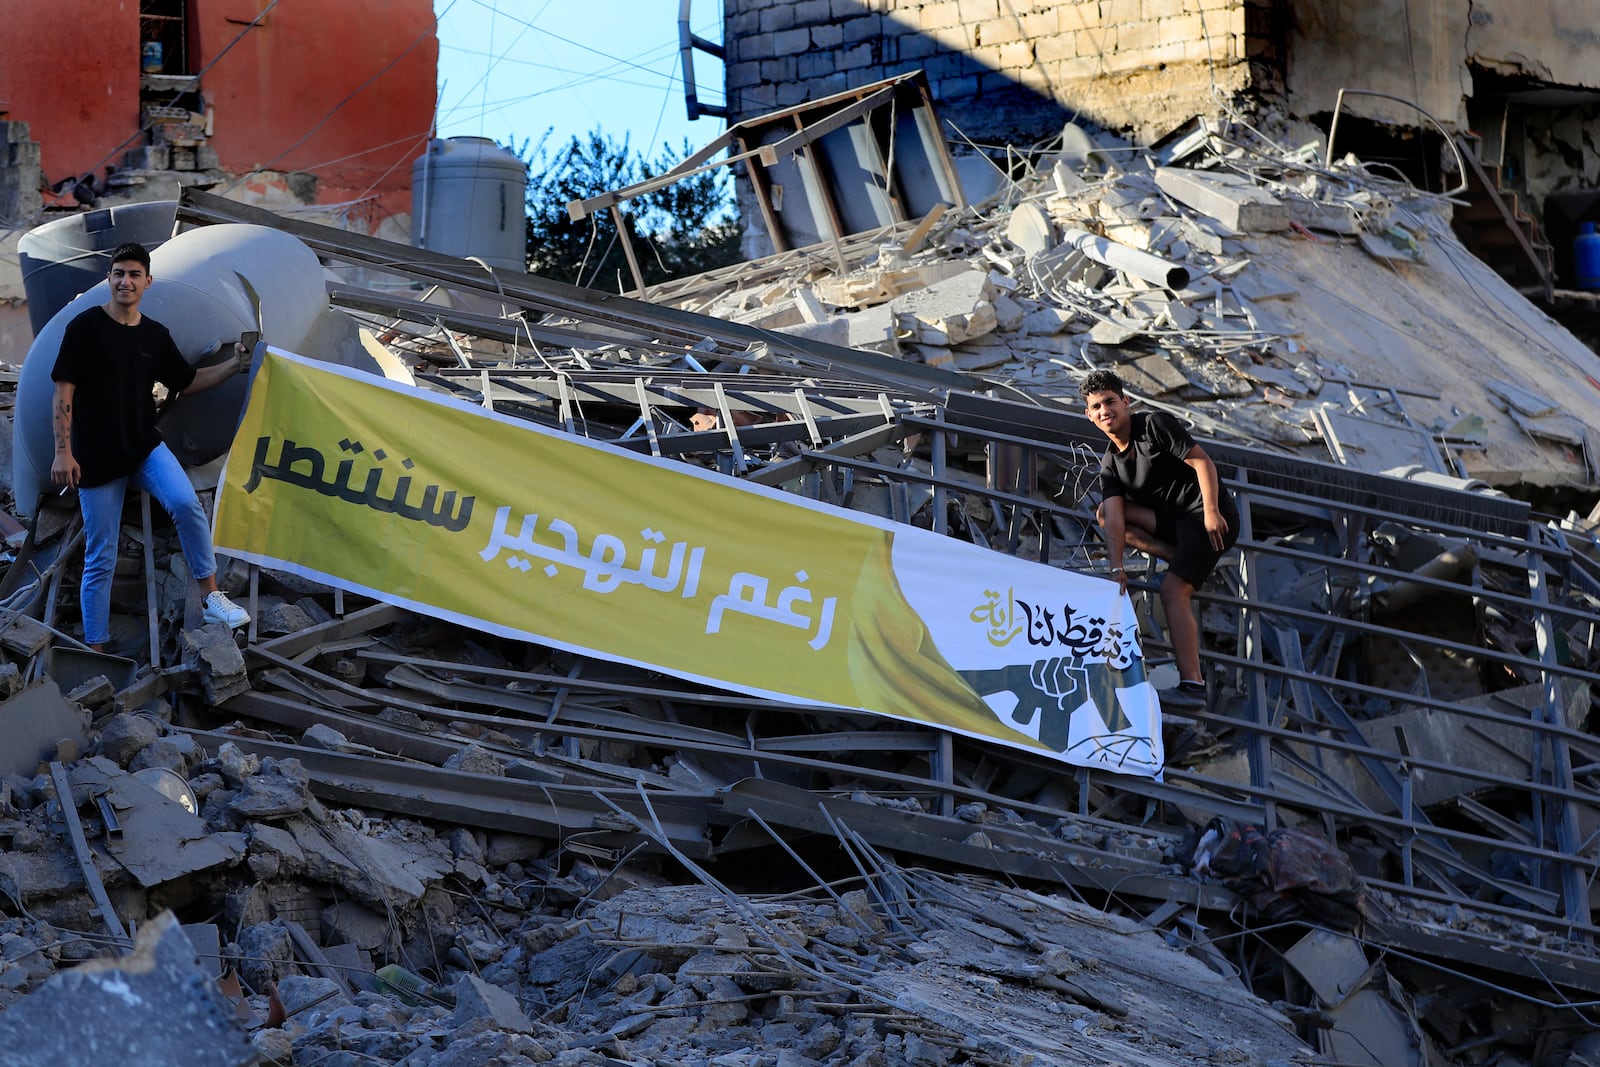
[194,0,437,226]
[0,0,435,229]
[0,2,141,186]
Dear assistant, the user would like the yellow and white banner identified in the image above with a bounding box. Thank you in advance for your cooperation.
[215,349,1163,776]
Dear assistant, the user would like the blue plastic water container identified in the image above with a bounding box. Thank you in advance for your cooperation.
[1576,221,1600,290]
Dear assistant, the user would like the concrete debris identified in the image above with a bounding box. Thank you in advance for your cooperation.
[451,972,533,1034]
[1154,167,1291,233]
[0,911,255,1067]
[181,622,250,705]
[70,757,245,888]
[0,680,87,779]
[3,99,1600,1067]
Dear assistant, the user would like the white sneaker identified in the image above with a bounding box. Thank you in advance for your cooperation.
[203,590,250,630]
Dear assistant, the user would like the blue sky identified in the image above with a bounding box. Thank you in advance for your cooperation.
[432,0,727,160]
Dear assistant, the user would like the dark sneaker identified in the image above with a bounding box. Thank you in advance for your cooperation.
[203,590,250,630]
[1158,684,1206,710]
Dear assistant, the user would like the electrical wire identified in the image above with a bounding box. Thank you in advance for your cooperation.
[433,5,725,146]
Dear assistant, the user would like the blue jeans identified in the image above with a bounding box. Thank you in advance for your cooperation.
[78,442,216,646]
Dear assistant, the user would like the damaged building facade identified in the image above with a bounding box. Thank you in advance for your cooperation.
[0,0,437,363]
[717,0,1600,295]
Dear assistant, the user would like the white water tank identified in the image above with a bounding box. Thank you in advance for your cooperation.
[411,137,529,271]
[13,224,390,515]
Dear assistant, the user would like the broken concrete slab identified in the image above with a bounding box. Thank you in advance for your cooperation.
[275,973,348,1016]
[1486,378,1558,418]
[237,919,295,991]
[453,973,534,1034]
[0,665,22,706]
[811,258,972,309]
[282,815,455,911]
[1128,354,1192,395]
[0,680,87,779]
[1285,198,1363,235]
[0,846,85,909]
[1226,355,1318,397]
[1154,167,1290,232]
[1231,267,1299,302]
[183,922,224,979]
[226,765,314,821]
[69,757,246,888]
[950,338,1017,372]
[773,317,850,347]
[837,303,901,355]
[1089,311,1152,345]
[0,910,255,1067]
[322,900,394,954]
[1019,305,1074,336]
[255,599,317,639]
[1357,228,1424,264]
[1314,408,1448,475]
[64,676,115,710]
[0,614,53,659]
[93,711,161,767]
[890,269,998,346]
[1112,360,1181,398]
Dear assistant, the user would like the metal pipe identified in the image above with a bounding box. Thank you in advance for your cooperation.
[1325,88,1468,198]
[1059,226,1190,290]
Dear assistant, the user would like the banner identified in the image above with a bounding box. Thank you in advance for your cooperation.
[215,350,1163,776]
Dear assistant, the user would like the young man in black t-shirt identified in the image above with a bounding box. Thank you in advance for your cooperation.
[50,242,251,651]
[1084,369,1239,708]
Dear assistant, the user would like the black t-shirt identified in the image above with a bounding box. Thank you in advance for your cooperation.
[1099,410,1209,518]
[51,306,196,488]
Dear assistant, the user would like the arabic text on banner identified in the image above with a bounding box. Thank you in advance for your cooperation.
[214,350,1163,777]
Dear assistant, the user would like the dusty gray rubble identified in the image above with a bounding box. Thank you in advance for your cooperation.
[678,122,1600,494]
[2,106,1600,1067]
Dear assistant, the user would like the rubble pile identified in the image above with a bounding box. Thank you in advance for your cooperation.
[5,111,1600,1067]
[0,511,1595,1065]
[671,122,1600,492]
[0,538,1321,1064]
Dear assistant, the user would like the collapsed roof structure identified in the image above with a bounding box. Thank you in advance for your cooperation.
[4,76,1600,1067]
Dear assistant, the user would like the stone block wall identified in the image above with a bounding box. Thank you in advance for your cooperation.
[723,0,1262,147]
[0,120,43,223]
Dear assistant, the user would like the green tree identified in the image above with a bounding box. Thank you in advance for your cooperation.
[523,131,740,289]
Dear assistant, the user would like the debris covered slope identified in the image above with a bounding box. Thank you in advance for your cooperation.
[2,114,1600,1067]
[684,127,1600,493]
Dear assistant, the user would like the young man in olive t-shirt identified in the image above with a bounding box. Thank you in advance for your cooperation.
[50,241,251,651]
[1085,369,1239,708]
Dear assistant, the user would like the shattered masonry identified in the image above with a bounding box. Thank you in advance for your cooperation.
[3,102,1600,1067]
